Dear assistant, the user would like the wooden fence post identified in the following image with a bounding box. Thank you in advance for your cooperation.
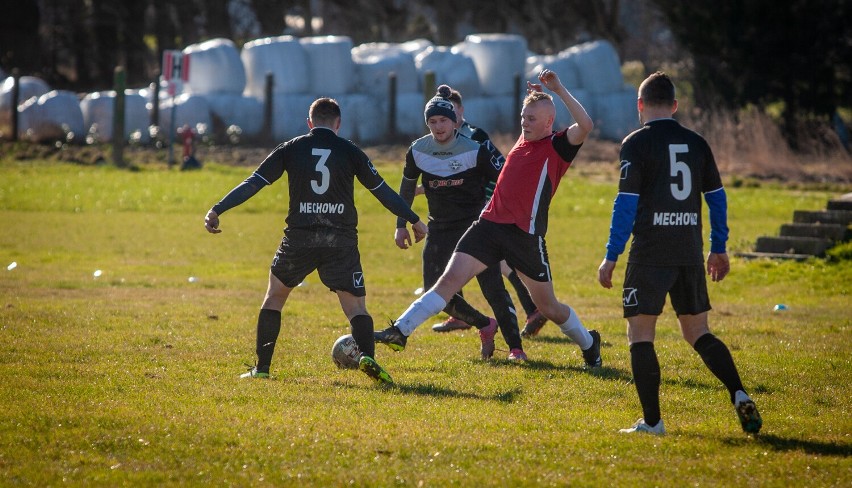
[112,66,126,168]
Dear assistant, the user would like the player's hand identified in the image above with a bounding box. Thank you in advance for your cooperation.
[706,252,730,282]
[415,184,425,196]
[526,80,542,95]
[411,221,428,243]
[204,209,221,234]
[597,258,617,289]
[394,227,412,249]
[538,69,562,92]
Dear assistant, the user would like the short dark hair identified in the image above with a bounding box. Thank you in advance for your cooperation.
[638,71,675,107]
[447,88,463,106]
[309,97,341,126]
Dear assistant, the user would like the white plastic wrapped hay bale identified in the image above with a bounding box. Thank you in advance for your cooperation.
[205,93,264,138]
[394,92,429,139]
[183,38,246,95]
[301,36,355,96]
[335,93,386,144]
[488,95,521,134]
[415,46,481,98]
[399,38,434,58]
[17,90,85,142]
[157,93,212,136]
[593,88,639,141]
[352,43,419,95]
[457,96,502,135]
[0,76,51,136]
[525,53,551,79]
[271,94,316,141]
[1,75,50,107]
[526,51,581,90]
[455,34,527,96]
[241,36,308,98]
[563,40,623,94]
[551,88,595,131]
[80,90,150,143]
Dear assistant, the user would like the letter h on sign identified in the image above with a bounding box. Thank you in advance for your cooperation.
[162,50,190,95]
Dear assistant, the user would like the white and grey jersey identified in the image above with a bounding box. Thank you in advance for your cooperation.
[403,132,501,229]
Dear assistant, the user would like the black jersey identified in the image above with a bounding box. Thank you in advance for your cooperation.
[404,132,501,229]
[254,127,386,247]
[619,119,723,266]
[458,121,505,170]
[458,121,488,144]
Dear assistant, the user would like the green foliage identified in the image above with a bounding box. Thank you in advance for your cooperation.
[1,159,849,486]
[651,0,851,126]
[827,240,852,262]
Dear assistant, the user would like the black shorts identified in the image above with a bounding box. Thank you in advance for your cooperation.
[622,263,710,318]
[270,241,366,297]
[422,224,469,289]
[455,219,552,282]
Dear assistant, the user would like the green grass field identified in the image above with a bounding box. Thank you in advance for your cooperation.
[0,156,850,486]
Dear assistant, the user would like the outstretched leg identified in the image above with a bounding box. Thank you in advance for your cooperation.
[376,252,488,350]
[517,270,600,367]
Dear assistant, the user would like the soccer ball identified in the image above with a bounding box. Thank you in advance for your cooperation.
[331,334,362,369]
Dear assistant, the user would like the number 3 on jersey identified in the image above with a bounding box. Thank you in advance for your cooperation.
[311,148,331,194]
[668,144,691,201]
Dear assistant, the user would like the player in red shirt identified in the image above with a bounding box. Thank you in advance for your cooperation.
[376,70,602,368]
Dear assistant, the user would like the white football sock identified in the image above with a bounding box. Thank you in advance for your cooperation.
[557,306,593,350]
[394,290,447,336]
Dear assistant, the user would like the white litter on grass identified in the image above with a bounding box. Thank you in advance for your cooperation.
[188,276,198,283]
[414,287,424,295]
[93,269,102,278]
[6,262,16,270]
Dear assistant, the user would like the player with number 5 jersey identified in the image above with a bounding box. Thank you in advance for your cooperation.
[598,72,761,436]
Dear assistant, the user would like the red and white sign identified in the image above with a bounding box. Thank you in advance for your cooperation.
[162,50,190,82]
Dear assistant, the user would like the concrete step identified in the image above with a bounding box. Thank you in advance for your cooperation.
[779,223,848,241]
[793,209,852,226]
[755,236,833,256]
[827,193,852,211]
[827,199,852,211]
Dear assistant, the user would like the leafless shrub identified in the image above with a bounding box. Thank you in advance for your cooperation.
[684,108,852,183]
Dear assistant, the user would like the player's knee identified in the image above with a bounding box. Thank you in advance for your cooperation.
[537,301,568,324]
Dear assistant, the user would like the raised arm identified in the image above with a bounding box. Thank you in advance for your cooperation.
[538,69,594,145]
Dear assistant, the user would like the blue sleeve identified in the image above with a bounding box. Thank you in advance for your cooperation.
[211,172,270,215]
[605,193,639,261]
[704,187,729,253]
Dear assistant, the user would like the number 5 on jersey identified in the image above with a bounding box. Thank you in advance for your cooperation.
[668,144,691,200]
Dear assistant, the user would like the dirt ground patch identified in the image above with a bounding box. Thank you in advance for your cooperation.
[2,135,849,188]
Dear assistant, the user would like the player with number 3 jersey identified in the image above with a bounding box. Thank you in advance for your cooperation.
[204,97,427,384]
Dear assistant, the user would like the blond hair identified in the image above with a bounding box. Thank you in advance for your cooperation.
[523,91,553,107]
